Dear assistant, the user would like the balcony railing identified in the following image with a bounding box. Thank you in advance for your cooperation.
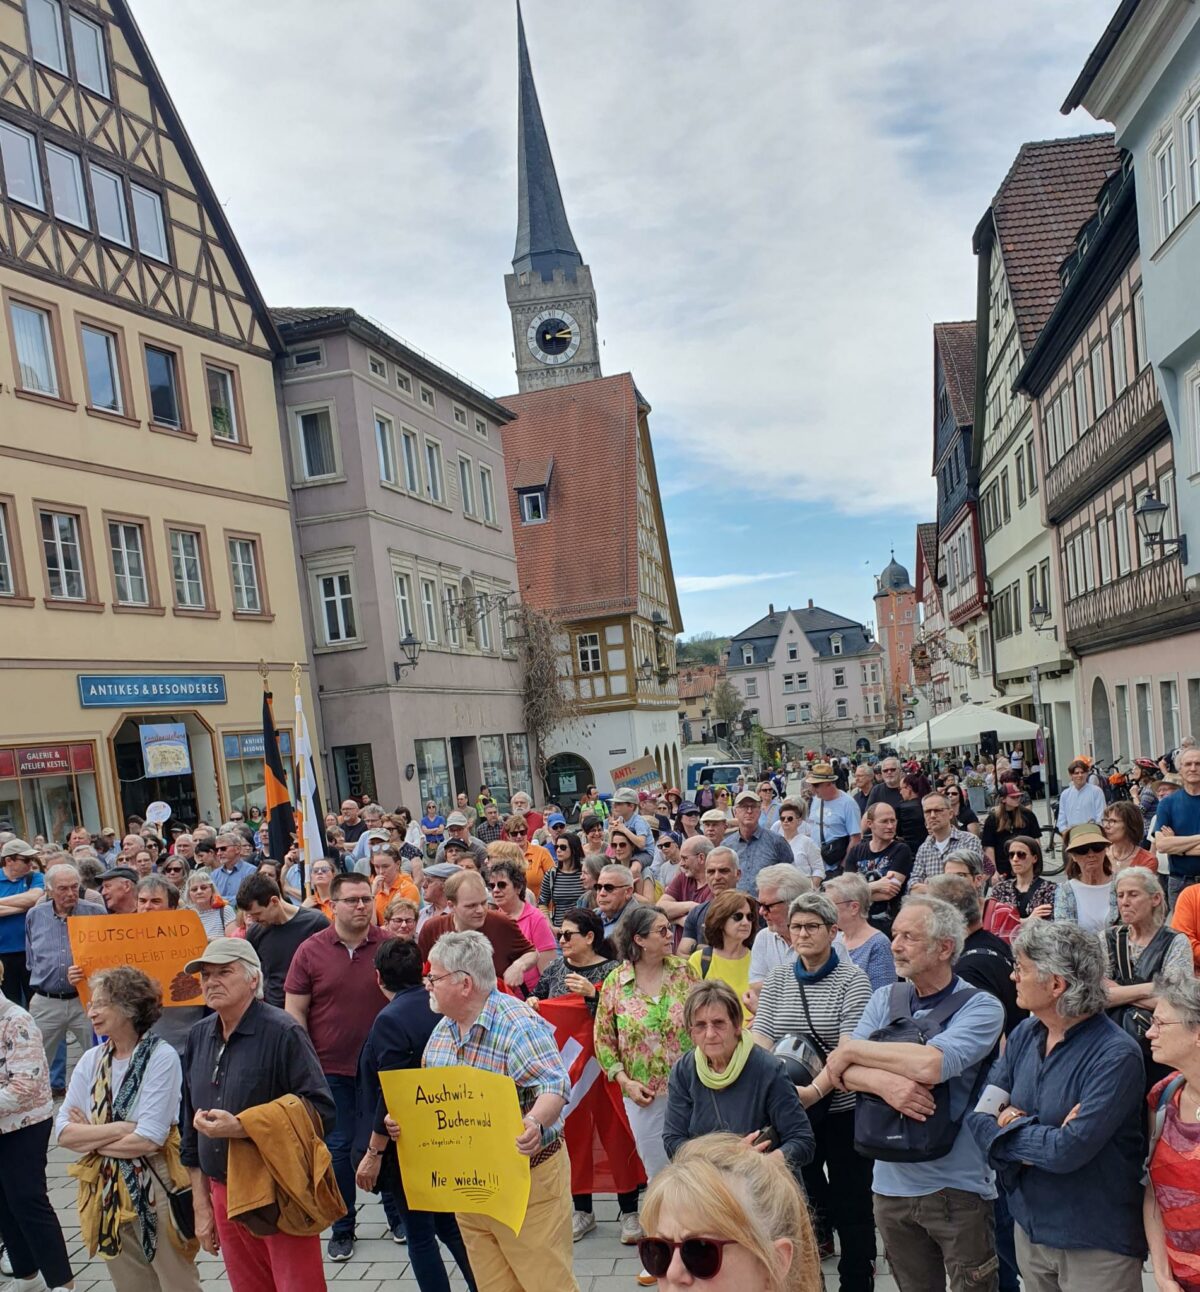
[1063,554,1190,653]
[1045,365,1164,522]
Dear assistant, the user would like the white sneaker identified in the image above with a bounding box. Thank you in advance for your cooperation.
[1,1278,46,1292]
[572,1210,597,1241]
[619,1210,642,1245]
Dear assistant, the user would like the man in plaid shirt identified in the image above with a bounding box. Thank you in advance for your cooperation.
[910,793,984,887]
[422,930,577,1291]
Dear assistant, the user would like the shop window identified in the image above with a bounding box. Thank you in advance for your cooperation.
[415,738,451,812]
[224,730,294,816]
[479,735,509,808]
[0,742,99,840]
[332,744,376,804]
[507,733,532,802]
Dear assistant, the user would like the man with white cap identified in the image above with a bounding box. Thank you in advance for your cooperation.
[433,812,488,868]
[727,789,795,894]
[0,838,46,1005]
[181,937,335,1288]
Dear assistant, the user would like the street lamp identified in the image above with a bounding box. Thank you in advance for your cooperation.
[1134,489,1188,565]
[393,632,422,681]
[637,656,655,683]
[1030,601,1057,640]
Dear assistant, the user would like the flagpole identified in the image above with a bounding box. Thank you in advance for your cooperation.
[293,662,307,901]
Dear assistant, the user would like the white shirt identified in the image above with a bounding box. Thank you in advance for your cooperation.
[774,830,824,878]
[1070,879,1114,934]
[749,929,796,983]
[56,1039,182,1147]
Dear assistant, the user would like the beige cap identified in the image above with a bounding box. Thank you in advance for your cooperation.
[184,936,262,976]
[700,808,729,825]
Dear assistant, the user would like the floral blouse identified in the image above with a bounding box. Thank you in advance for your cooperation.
[989,876,1058,920]
[594,957,698,1096]
[0,997,53,1134]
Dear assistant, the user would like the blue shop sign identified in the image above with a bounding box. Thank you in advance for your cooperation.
[223,731,292,760]
[77,674,228,708]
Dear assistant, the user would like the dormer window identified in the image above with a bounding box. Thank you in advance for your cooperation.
[831,634,843,655]
[742,646,753,666]
[514,456,554,526]
[520,490,547,524]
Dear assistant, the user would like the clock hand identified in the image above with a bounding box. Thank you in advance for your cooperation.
[551,329,572,339]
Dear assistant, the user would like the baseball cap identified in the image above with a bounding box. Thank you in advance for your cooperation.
[99,866,139,884]
[0,838,37,860]
[446,812,469,827]
[424,862,463,879]
[547,813,567,827]
[612,788,639,805]
[678,801,699,815]
[443,838,470,853]
[734,790,760,806]
[700,808,729,825]
[184,937,263,976]
[364,829,390,844]
[659,831,683,848]
[100,826,117,838]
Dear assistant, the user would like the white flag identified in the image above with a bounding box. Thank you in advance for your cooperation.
[294,685,324,878]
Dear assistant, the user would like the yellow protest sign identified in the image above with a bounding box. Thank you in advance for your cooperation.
[380,1065,530,1234]
[68,911,208,1008]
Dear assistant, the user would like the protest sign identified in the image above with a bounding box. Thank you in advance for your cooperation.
[609,754,662,796]
[68,911,208,1007]
[379,1065,530,1234]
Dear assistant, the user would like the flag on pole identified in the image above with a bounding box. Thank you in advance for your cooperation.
[538,995,646,1195]
[294,677,325,889]
[261,687,295,862]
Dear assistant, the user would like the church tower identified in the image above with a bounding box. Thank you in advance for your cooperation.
[506,4,602,392]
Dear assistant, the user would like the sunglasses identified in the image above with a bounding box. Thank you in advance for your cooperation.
[637,1236,736,1280]
[487,880,510,890]
[1007,848,1030,859]
[1070,842,1108,855]
[595,882,629,893]
[558,928,579,941]
[509,829,527,838]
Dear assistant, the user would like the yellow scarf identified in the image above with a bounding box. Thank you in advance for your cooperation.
[695,1030,754,1090]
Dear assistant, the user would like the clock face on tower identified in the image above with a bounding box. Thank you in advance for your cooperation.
[527,309,582,365]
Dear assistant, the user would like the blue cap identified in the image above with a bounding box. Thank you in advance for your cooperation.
[659,831,683,848]
[678,801,699,815]
[547,813,567,827]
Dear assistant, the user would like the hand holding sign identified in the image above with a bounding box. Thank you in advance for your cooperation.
[145,801,172,826]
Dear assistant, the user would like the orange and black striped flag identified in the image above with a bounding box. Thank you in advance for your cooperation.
[262,689,296,862]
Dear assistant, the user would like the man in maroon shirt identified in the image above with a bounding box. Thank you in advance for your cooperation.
[416,870,537,990]
[284,871,388,1263]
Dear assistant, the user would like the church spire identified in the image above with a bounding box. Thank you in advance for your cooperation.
[513,2,583,281]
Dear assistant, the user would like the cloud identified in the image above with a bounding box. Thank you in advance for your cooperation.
[676,571,802,594]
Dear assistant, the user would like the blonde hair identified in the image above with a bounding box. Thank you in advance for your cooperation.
[486,840,526,866]
[641,1133,820,1292]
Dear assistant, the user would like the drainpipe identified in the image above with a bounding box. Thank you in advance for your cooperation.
[981,574,1006,700]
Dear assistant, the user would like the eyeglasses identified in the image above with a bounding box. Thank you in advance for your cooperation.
[729,912,753,922]
[387,917,417,927]
[596,882,630,893]
[758,899,786,913]
[790,922,827,934]
[637,1236,736,1280]
[337,895,373,906]
[555,844,570,852]
[423,970,463,988]
[163,866,185,875]
[780,815,798,824]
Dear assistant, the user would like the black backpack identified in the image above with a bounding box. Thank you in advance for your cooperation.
[853,981,980,1163]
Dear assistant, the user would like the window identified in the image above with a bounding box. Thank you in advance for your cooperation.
[1039,559,1051,613]
[1026,437,1037,494]
[453,405,467,427]
[227,537,262,614]
[27,0,66,72]
[1116,684,1132,757]
[130,185,167,260]
[1001,468,1011,522]
[1157,136,1179,240]
[396,369,412,395]
[1090,343,1107,415]
[107,521,148,606]
[445,583,460,648]
[40,510,86,600]
[458,456,476,516]
[419,385,435,409]
[375,415,397,484]
[799,703,812,722]
[89,164,128,244]
[144,345,183,429]
[1016,451,1027,505]
[10,302,58,396]
[787,642,798,660]
[45,143,86,227]
[400,428,420,492]
[479,465,496,524]
[475,417,487,439]
[520,490,546,523]
[0,123,43,209]
[577,633,601,673]
[1115,501,1131,575]
[1111,312,1128,393]
[785,704,797,724]
[69,11,109,96]
[367,353,386,380]
[741,646,753,666]
[478,601,492,650]
[424,440,444,503]
[831,634,843,655]
[1186,105,1200,209]
[783,674,795,693]
[297,409,337,480]
[796,671,809,690]
[394,572,414,637]
[1027,566,1039,620]
[0,504,14,597]
[1137,681,1154,753]
[1073,367,1089,436]
[835,699,848,720]
[168,529,205,610]
[1097,516,1113,584]
[1160,470,1178,542]
[420,578,439,643]
[1162,680,1181,750]
[833,667,846,687]
[318,571,356,644]
[1134,289,1148,371]
[288,345,322,369]
[746,678,758,698]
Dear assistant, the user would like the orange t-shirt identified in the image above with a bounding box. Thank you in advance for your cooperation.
[523,842,554,895]
[373,872,419,924]
[1170,882,1200,971]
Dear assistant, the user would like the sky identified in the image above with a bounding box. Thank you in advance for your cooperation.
[131,0,1118,637]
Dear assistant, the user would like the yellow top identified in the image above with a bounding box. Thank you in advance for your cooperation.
[688,947,753,1021]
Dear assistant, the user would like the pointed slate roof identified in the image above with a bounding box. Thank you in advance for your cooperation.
[512,2,583,280]
[933,321,977,427]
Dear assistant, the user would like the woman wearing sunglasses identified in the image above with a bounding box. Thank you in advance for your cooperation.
[988,836,1056,923]
[640,1132,821,1292]
[1053,822,1119,931]
[687,891,757,1021]
[484,854,557,993]
[181,867,236,942]
[539,830,586,928]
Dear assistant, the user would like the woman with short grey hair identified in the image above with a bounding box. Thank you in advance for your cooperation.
[1012,918,1108,1018]
[825,874,896,991]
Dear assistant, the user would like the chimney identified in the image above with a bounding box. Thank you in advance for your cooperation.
[807,598,814,610]
[768,603,774,614]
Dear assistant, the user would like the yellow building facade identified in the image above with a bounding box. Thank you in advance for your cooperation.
[0,0,313,839]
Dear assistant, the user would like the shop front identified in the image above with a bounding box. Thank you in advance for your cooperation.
[412,732,532,815]
[0,743,101,842]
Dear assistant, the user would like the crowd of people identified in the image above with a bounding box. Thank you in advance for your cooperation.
[0,744,1198,1290]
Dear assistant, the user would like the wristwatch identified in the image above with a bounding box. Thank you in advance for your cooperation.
[366,1146,385,1158]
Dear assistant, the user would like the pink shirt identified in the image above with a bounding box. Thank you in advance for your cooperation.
[515,901,557,992]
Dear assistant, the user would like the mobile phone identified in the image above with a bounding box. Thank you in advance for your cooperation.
[753,1125,779,1151]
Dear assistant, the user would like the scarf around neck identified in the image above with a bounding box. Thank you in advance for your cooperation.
[793,951,838,986]
[695,1030,754,1090]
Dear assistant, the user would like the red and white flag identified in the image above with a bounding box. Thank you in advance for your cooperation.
[539,995,646,1196]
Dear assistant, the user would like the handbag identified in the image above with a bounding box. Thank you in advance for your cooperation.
[142,1157,195,1241]
[981,898,1022,944]
[1108,924,1174,1050]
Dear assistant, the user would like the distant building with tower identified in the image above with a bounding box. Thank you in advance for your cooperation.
[873,553,918,730]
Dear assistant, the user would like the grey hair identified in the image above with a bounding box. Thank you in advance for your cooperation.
[1154,973,1200,1030]
[899,895,966,962]
[429,930,497,993]
[215,829,243,848]
[598,863,635,887]
[755,864,811,904]
[45,863,81,887]
[1013,919,1107,1018]
[137,874,179,907]
[824,872,870,916]
[943,847,982,876]
[1113,866,1167,929]
[364,803,384,816]
[680,836,715,859]
[926,874,982,929]
[617,903,668,963]
[780,797,808,821]
[181,866,217,906]
[708,846,740,871]
[788,892,839,928]
[582,853,607,880]
[72,845,100,862]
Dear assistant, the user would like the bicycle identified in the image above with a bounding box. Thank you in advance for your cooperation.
[1104,758,1132,802]
[1041,799,1065,877]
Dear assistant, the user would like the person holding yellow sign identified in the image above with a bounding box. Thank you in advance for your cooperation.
[417,930,577,1292]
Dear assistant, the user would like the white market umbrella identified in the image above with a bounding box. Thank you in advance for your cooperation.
[898,702,1041,753]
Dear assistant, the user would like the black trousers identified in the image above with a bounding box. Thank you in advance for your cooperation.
[802,1109,876,1291]
[0,1118,73,1287]
[0,952,30,1006]
[573,1189,640,1214]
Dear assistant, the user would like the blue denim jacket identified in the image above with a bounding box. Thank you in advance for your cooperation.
[966,1011,1146,1257]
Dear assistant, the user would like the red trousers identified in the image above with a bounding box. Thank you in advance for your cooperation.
[210,1180,327,1292]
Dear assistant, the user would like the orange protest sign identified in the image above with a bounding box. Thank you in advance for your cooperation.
[68,911,208,1008]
